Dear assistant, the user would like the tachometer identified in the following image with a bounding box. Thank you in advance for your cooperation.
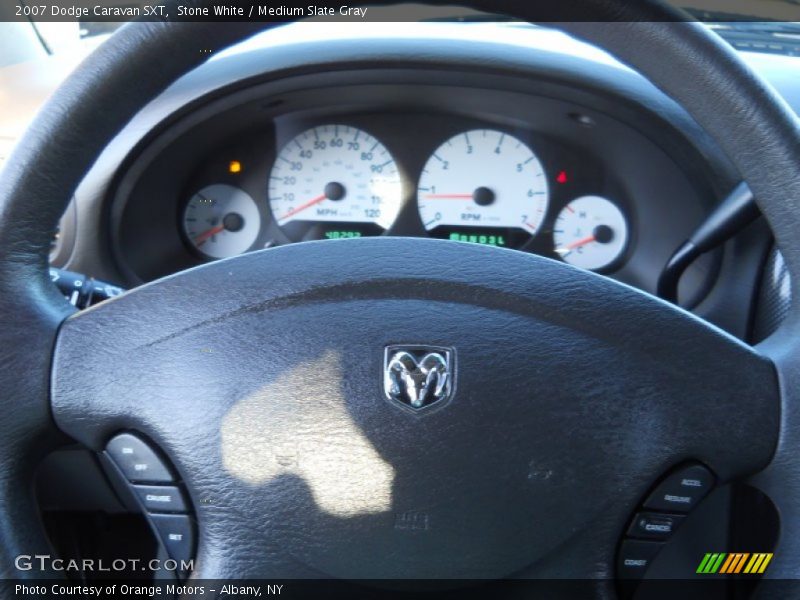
[182,184,261,259]
[268,125,404,242]
[417,129,549,248]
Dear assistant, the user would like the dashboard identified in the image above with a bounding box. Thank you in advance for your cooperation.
[5,22,799,342]
[13,21,792,343]
[111,68,723,307]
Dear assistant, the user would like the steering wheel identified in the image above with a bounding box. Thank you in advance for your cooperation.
[2,0,799,590]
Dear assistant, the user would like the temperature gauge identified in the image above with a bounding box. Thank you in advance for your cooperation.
[553,196,628,271]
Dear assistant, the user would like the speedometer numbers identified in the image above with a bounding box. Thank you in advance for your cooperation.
[417,129,549,248]
[268,125,403,242]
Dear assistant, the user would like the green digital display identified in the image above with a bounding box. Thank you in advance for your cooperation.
[448,232,507,247]
[324,231,363,240]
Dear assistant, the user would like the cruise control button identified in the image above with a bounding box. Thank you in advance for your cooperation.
[627,512,685,540]
[150,514,195,565]
[617,539,664,579]
[134,485,187,513]
[106,433,173,483]
[643,464,715,512]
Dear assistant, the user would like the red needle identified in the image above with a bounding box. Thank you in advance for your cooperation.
[278,194,327,222]
[424,194,474,200]
[565,235,596,251]
[194,224,225,246]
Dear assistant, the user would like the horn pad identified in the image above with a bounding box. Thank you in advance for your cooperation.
[51,238,778,579]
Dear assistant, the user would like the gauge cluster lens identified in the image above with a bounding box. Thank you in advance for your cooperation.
[554,195,629,271]
[268,125,404,242]
[179,127,631,275]
[182,184,261,259]
[417,129,549,248]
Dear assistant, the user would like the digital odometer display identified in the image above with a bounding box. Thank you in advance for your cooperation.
[324,230,363,240]
[447,230,509,247]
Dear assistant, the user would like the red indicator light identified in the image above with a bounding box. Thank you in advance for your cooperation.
[556,170,569,184]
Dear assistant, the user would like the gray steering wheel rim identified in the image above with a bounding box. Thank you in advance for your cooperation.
[0,0,799,585]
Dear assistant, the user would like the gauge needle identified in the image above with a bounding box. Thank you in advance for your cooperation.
[278,193,327,222]
[194,224,225,246]
[557,235,596,255]
[424,194,474,199]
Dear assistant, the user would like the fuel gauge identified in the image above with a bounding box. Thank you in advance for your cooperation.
[182,184,261,259]
[553,196,628,271]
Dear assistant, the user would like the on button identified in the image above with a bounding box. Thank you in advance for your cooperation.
[106,433,173,483]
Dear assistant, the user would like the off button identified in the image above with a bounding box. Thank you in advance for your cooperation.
[106,433,174,483]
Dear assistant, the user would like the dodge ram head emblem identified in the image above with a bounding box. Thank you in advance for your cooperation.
[384,346,454,411]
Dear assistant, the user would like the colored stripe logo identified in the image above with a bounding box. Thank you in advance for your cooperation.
[696,553,773,574]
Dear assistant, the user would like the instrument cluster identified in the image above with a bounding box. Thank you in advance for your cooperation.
[113,77,718,307]
[179,121,630,274]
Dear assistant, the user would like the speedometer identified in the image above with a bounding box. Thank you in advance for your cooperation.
[417,129,549,248]
[268,125,404,242]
